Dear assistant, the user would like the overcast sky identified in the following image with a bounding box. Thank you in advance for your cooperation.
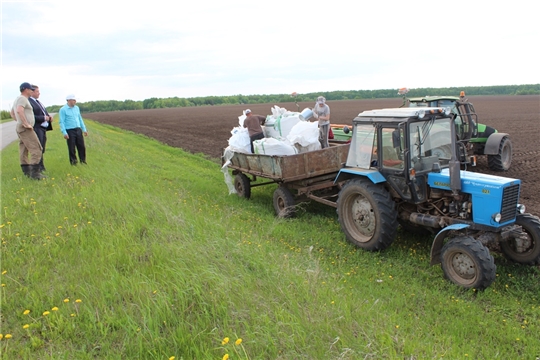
[2,0,538,110]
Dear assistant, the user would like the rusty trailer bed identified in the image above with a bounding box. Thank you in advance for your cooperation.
[226,143,350,183]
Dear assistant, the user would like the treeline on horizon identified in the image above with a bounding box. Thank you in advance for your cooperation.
[46,84,540,114]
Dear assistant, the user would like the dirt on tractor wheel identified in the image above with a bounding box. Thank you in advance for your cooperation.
[85,95,540,216]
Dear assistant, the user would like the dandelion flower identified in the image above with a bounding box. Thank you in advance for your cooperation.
[75,299,82,303]
[5,334,12,339]
[64,298,70,303]
[235,338,242,346]
[0,334,3,340]
[221,337,229,345]
[23,324,29,329]
[169,357,175,360]
[23,310,30,315]
[52,307,59,311]
[70,313,76,317]
[1,270,6,275]
[43,311,50,316]
[222,354,229,360]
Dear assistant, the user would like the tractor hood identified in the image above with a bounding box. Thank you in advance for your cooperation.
[428,169,521,226]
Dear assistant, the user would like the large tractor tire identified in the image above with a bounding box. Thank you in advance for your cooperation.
[487,136,512,171]
[273,186,296,218]
[337,178,398,251]
[500,214,540,265]
[441,236,496,290]
[234,173,251,199]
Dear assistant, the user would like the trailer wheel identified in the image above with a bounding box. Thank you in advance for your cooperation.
[500,214,540,265]
[337,178,397,251]
[234,173,251,199]
[487,136,512,171]
[441,236,496,290]
[273,186,296,218]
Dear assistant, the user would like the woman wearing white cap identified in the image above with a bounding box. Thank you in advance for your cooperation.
[313,96,330,148]
[59,94,88,165]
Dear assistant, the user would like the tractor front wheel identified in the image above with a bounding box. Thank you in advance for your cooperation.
[441,236,496,290]
[500,214,540,265]
[488,136,512,171]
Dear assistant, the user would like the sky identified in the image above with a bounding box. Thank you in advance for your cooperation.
[1,0,539,110]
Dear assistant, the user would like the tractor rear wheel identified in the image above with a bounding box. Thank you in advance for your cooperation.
[234,173,251,199]
[337,178,398,251]
[487,136,512,171]
[441,236,496,289]
[500,214,540,265]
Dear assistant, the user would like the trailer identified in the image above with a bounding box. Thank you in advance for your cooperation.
[224,143,350,217]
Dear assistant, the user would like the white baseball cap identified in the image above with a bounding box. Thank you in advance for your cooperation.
[66,94,76,100]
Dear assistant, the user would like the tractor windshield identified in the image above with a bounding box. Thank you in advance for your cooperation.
[409,117,453,172]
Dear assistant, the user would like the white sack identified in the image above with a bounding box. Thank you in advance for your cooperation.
[287,121,320,147]
[253,137,298,156]
[228,126,251,153]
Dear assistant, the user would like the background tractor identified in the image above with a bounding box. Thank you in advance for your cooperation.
[400,90,512,171]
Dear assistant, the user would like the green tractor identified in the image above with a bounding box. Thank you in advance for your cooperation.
[399,90,512,171]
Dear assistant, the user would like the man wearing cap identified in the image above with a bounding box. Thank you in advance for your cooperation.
[29,85,53,172]
[313,96,331,148]
[10,82,45,179]
[59,94,88,165]
[243,109,265,153]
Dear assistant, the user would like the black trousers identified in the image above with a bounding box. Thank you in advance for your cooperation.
[66,128,86,164]
[249,132,265,153]
[34,126,47,169]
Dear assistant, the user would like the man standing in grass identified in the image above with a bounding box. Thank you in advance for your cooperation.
[59,94,88,165]
[10,82,45,179]
[29,85,53,172]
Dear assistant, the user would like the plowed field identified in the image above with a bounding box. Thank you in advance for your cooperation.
[85,95,540,215]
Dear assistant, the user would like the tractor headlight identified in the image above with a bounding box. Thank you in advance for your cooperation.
[517,204,526,214]
[493,213,502,223]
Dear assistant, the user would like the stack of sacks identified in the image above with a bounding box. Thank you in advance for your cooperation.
[265,105,303,139]
[286,121,321,153]
[226,110,253,153]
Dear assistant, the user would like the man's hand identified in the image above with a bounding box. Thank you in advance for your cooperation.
[64,134,69,139]
[83,131,88,137]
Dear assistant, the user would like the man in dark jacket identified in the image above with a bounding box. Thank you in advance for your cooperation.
[29,85,53,172]
[243,109,266,153]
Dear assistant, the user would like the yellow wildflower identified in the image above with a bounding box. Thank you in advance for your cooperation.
[1,270,6,275]
[0,334,3,340]
[5,334,12,339]
[64,298,70,303]
[221,337,229,345]
[52,307,59,311]
[23,310,30,315]
[75,299,82,303]
[235,338,242,346]
[222,354,229,360]
[23,324,29,329]
[43,311,50,316]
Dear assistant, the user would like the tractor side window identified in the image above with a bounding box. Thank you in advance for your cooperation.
[346,124,376,169]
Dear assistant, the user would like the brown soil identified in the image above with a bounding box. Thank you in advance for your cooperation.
[85,95,540,215]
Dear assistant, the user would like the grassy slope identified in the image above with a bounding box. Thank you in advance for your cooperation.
[0,120,539,359]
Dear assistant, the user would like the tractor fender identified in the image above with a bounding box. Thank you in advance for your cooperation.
[334,167,386,185]
[483,132,510,155]
[430,223,470,265]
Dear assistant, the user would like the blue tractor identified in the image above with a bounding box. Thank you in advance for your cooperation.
[334,107,539,289]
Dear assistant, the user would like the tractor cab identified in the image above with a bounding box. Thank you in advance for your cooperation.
[344,106,459,204]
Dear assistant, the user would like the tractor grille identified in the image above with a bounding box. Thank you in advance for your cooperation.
[500,184,520,223]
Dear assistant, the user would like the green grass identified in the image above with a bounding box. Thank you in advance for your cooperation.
[1,120,539,359]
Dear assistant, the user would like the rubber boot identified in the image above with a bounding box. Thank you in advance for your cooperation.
[29,164,46,180]
[21,164,31,177]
